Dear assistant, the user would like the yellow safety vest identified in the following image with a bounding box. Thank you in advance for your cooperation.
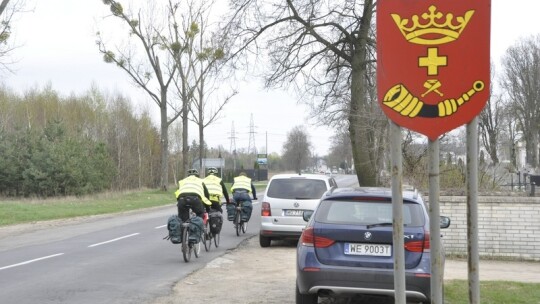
[231,175,252,193]
[175,176,211,206]
[204,175,224,201]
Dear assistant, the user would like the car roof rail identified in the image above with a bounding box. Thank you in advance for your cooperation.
[403,184,415,191]
[324,187,339,197]
[403,185,418,200]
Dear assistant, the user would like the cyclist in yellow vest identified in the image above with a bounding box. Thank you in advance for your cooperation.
[203,167,230,213]
[175,169,212,223]
[228,172,258,222]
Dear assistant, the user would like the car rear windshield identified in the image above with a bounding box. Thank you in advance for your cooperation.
[314,200,425,226]
[266,178,328,199]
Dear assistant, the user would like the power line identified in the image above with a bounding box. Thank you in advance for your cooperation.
[229,121,237,154]
[247,113,257,155]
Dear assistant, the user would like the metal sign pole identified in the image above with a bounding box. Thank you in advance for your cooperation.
[467,117,480,303]
[428,138,443,303]
[390,121,406,304]
[377,3,489,303]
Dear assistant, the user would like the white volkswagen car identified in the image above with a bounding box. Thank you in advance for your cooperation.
[259,173,337,247]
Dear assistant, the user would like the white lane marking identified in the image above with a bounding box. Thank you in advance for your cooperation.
[0,253,65,271]
[88,233,140,248]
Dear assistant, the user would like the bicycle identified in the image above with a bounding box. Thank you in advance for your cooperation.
[181,212,202,263]
[233,200,248,236]
[204,209,222,251]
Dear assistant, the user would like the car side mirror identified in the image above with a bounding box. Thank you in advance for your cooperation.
[440,216,451,229]
[303,210,314,222]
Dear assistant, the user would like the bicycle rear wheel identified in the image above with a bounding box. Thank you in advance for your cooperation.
[234,209,241,236]
[193,237,201,258]
[242,220,248,234]
[182,225,191,262]
[213,231,220,247]
[204,221,212,251]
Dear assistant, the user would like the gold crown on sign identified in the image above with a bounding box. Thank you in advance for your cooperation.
[391,5,475,45]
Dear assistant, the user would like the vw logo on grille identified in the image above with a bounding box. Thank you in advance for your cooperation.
[293,202,300,208]
[364,232,372,240]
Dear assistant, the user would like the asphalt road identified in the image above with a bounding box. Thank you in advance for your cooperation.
[0,203,262,304]
[0,175,364,304]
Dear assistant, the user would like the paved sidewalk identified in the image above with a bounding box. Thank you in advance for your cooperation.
[150,236,540,304]
[445,258,540,282]
[151,237,298,304]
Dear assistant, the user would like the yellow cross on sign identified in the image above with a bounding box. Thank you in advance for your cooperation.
[419,47,447,76]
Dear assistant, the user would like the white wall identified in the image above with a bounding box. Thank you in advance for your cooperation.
[437,196,540,261]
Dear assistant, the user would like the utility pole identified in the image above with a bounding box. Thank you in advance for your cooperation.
[247,114,257,168]
[229,122,238,172]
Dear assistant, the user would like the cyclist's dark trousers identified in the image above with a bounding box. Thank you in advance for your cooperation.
[210,200,223,213]
[177,194,205,222]
[233,191,253,221]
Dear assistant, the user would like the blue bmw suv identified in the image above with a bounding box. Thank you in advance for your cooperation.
[296,187,451,304]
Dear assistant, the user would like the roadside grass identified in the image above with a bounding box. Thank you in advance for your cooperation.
[0,182,268,227]
[0,189,176,226]
[444,280,540,303]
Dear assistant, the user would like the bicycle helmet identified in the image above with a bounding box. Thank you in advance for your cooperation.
[207,167,218,175]
[187,168,199,176]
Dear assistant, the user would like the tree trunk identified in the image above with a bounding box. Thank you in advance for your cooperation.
[350,56,377,186]
[182,96,189,180]
[199,79,205,172]
[0,0,10,16]
[349,0,377,187]
[488,134,499,165]
[531,130,538,169]
[160,94,169,191]
[199,119,204,174]
[137,126,142,189]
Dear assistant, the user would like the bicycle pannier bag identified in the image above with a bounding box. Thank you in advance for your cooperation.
[167,215,182,244]
[209,211,223,234]
[189,216,203,242]
[226,203,236,221]
[242,200,253,221]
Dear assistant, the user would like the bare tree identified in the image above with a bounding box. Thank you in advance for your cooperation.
[500,34,540,169]
[505,105,521,169]
[479,64,504,165]
[168,119,183,183]
[327,128,353,172]
[0,0,10,15]
[225,0,380,185]
[97,1,179,190]
[190,71,236,171]
[282,126,311,173]
[164,0,235,177]
[166,0,198,177]
[0,0,26,73]
[167,0,235,172]
[401,130,428,187]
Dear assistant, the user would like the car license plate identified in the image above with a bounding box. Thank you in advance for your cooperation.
[344,243,392,256]
[284,209,304,216]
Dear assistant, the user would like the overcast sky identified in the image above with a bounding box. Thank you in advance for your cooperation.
[3,0,539,156]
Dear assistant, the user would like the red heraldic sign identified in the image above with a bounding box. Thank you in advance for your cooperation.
[377,0,491,140]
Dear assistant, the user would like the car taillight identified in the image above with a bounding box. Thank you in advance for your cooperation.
[300,227,335,248]
[404,230,430,252]
[261,202,271,216]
